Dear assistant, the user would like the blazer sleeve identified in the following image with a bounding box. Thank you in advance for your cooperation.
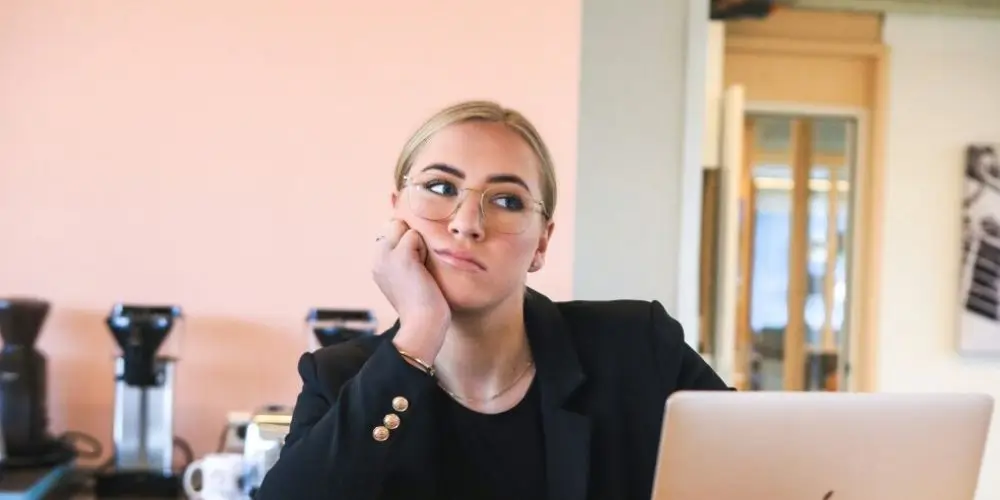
[648,300,733,391]
[254,339,438,500]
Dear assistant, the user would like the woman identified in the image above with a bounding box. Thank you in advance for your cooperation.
[255,100,731,500]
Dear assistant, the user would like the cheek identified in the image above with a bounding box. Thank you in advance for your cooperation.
[404,217,447,239]
[492,234,539,267]
[393,201,439,232]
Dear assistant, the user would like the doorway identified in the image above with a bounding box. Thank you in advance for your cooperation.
[702,109,861,392]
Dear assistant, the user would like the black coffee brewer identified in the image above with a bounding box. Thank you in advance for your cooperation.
[0,298,77,469]
[93,303,185,497]
[305,309,377,350]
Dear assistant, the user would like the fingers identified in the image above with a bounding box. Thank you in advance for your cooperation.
[379,219,409,251]
[376,219,428,264]
[397,229,428,262]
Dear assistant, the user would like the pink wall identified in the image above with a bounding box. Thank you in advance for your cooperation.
[0,1,579,462]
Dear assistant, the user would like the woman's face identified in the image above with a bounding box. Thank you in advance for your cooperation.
[392,121,554,313]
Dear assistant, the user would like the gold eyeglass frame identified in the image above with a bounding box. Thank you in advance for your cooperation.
[401,174,548,233]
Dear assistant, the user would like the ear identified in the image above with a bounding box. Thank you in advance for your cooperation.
[391,191,406,218]
[528,220,555,273]
[389,191,409,222]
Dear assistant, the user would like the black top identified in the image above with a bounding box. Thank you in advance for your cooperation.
[255,288,733,500]
[437,379,547,500]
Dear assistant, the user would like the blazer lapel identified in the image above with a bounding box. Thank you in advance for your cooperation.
[524,289,592,500]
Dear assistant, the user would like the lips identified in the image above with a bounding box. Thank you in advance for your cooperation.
[433,249,487,271]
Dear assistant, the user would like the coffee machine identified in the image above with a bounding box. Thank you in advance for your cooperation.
[94,303,183,497]
[305,308,377,351]
[0,298,76,469]
[242,405,293,498]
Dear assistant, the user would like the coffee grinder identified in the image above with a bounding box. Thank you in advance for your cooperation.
[305,308,377,351]
[0,297,76,469]
[94,303,183,497]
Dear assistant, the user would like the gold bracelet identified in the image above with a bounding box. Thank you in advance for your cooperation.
[396,348,436,377]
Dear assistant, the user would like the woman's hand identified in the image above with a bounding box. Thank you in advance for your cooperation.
[372,219,450,363]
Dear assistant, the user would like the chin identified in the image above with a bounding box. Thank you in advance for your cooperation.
[431,269,505,315]
[438,278,497,313]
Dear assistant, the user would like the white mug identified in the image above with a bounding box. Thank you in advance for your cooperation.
[182,452,248,500]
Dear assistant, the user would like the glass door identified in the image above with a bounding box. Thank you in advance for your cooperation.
[702,111,857,392]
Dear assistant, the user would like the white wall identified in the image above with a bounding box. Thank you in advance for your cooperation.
[574,0,708,345]
[881,13,1000,499]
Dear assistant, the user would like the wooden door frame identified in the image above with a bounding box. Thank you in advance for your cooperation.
[730,32,888,392]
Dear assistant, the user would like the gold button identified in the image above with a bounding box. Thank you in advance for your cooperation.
[383,413,400,430]
[372,426,390,442]
[392,396,409,412]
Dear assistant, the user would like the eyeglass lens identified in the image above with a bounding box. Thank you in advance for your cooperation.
[406,174,536,234]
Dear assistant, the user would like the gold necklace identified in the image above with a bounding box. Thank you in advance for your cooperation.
[439,361,535,404]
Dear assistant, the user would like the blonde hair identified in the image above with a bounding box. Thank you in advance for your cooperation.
[393,100,557,219]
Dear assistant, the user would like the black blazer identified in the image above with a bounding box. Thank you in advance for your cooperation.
[255,289,731,500]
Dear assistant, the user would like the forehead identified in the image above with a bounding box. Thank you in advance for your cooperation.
[412,121,542,189]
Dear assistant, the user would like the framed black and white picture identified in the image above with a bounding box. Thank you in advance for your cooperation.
[960,143,1000,355]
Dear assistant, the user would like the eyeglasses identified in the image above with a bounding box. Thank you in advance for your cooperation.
[402,174,547,235]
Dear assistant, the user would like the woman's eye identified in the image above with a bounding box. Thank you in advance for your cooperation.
[426,180,458,196]
[491,194,526,211]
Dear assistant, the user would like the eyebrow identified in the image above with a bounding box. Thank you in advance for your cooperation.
[420,163,532,192]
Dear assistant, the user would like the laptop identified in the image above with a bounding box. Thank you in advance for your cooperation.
[650,391,994,500]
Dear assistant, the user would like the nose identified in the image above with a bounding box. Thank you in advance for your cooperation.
[447,193,485,240]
